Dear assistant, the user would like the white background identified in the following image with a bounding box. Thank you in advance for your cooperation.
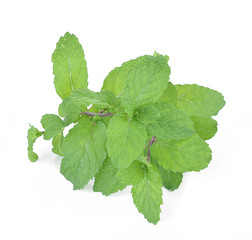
[1,0,251,239]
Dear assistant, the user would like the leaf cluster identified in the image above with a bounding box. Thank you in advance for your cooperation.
[27,32,225,224]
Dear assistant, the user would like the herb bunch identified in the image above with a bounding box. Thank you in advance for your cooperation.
[27,32,225,224]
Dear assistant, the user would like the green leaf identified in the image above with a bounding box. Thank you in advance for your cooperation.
[70,88,117,108]
[131,166,163,224]
[120,55,170,113]
[151,134,212,172]
[101,58,139,97]
[58,97,81,125]
[41,114,64,140]
[27,125,43,162]
[107,114,147,169]
[147,103,195,141]
[190,116,218,140]
[93,157,127,196]
[135,104,160,124]
[158,82,177,105]
[153,161,183,191]
[60,118,107,189]
[52,132,64,156]
[117,160,147,185]
[52,32,88,100]
[175,84,225,117]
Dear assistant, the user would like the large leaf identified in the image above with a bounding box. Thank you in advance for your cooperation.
[131,166,163,224]
[120,55,170,114]
[41,114,64,140]
[52,32,88,100]
[147,103,195,141]
[175,84,225,117]
[60,118,107,189]
[93,157,127,196]
[107,113,147,169]
[151,134,212,172]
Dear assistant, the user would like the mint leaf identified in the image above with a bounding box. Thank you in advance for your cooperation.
[101,58,140,97]
[27,125,43,162]
[60,118,107,189]
[190,116,218,140]
[117,160,147,185]
[58,97,81,125]
[41,114,64,140]
[158,82,177,105]
[153,161,183,191]
[93,157,127,196]
[70,88,117,108]
[102,67,125,97]
[151,134,212,172]
[120,55,170,113]
[52,32,88,100]
[147,103,195,141]
[135,104,160,124]
[52,132,64,156]
[175,84,225,117]
[131,166,163,224]
[107,113,147,169]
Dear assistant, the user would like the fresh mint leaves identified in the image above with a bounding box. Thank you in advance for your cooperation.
[27,32,225,224]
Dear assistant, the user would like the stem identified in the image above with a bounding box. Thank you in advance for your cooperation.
[80,111,114,117]
[147,136,156,162]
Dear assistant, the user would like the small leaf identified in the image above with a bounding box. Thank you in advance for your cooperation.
[190,116,218,140]
[41,114,64,140]
[27,125,43,162]
[52,32,88,99]
[153,160,183,191]
[58,97,81,126]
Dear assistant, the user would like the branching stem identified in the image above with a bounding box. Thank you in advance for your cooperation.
[80,111,114,117]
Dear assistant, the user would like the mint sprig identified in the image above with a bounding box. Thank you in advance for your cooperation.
[27,32,225,224]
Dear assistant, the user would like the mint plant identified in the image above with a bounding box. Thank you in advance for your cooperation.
[27,32,225,224]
